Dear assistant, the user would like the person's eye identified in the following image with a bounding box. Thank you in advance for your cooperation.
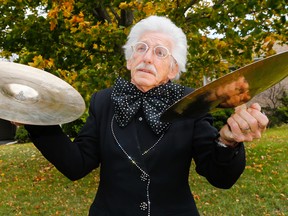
[135,44,147,53]
[155,47,168,57]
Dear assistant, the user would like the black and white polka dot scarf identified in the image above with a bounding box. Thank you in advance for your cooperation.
[111,77,185,134]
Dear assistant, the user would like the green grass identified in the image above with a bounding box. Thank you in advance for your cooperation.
[0,144,99,215]
[0,125,287,215]
[191,125,288,216]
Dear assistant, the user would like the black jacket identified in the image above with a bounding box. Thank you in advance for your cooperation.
[26,87,246,216]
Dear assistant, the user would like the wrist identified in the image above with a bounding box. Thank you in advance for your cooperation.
[217,136,238,148]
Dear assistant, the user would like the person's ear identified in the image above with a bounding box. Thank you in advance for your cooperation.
[127,59,132,70]
[168,62,179,80]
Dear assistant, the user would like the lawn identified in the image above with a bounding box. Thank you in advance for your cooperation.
[0,125,287,216]
[190,124,288,216]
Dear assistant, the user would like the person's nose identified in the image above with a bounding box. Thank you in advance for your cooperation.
[143,48,154,64]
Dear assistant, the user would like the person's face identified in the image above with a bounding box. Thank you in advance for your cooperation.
[127,32,179,92]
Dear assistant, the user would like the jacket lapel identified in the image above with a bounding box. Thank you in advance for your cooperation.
[112,118,148,173]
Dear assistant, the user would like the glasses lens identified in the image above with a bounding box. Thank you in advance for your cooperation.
[133,42,170,58]
[134,42,148,53]
[154,46,169,58]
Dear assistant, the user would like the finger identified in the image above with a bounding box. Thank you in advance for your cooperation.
[249,103,261,112]
[234,104,258,132]
[234,103,247,112]
[231,113,250,133]
[222,118,255,143]
[227,117,250,142]
[247,108,269,131]
[235,108,259,133]
[219,124,235,142]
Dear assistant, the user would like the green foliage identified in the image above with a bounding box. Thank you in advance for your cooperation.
[14,126,31,144]
[62,117,85,138]
[0,125,287,215]
[266,91,288,127]
[274,106,288,124]
[279,91,288,107]
[1,0,287,107]
[211,108,234,131]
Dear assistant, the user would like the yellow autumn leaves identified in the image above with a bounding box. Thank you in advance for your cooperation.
[47,0,171,32]
[48,0,75,30]
[119,1,155,15]
[28,55,54,69]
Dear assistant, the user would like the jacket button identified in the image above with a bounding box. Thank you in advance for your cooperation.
[140,202,148,211]
[140,173,148,181]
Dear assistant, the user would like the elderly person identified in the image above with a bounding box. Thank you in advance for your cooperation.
[24,16,268,216]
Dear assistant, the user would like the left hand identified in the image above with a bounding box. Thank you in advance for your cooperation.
[219,103,269,147]
[11,121,23,126]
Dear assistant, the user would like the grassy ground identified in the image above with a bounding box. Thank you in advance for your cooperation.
[0,125,287,216]
[190,124,288,216]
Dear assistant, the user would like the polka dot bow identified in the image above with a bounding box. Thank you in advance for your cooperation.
[111,77,185,134]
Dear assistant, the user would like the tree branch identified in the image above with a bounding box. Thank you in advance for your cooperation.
[109,5,121,22]
[119,9,134,27]
[213,0,226,9]
[92,5,111,23]
[185,0,200,11]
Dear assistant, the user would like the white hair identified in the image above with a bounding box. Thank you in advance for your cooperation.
[123,15,188,80]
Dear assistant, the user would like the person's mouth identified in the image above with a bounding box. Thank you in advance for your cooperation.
[138,68,154,75]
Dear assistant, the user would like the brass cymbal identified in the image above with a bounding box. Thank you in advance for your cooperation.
[0,61,86,125]
[161,51,288,121]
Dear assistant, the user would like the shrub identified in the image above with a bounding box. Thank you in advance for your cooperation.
[62,117,85,138]
[211,108,234,131]
[264,91,288,127]
[15,126,31,143]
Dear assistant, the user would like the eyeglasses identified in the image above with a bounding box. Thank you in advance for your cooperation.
[131,42,172,59]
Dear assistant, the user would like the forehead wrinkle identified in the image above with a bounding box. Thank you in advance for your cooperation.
[139,32,173,49]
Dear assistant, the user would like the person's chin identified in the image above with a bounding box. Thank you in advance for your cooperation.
[132,76,157,91]
[134,72,156,82]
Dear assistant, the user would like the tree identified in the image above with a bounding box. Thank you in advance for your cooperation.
[276,91,288,124]
[264,82,286,109]
[1,0,287,105]
[265,90,288,127]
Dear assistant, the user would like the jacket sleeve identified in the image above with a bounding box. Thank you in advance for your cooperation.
[25,92,102,181]
[192,114,246,189]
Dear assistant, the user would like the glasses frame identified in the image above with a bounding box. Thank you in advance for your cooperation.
[131,41,173,59]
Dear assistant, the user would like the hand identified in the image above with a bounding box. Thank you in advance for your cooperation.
[219,103,269,147]
[11,121,24,127]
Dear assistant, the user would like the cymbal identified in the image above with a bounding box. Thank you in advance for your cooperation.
[0,61,86,125]
[161,51,288,121]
